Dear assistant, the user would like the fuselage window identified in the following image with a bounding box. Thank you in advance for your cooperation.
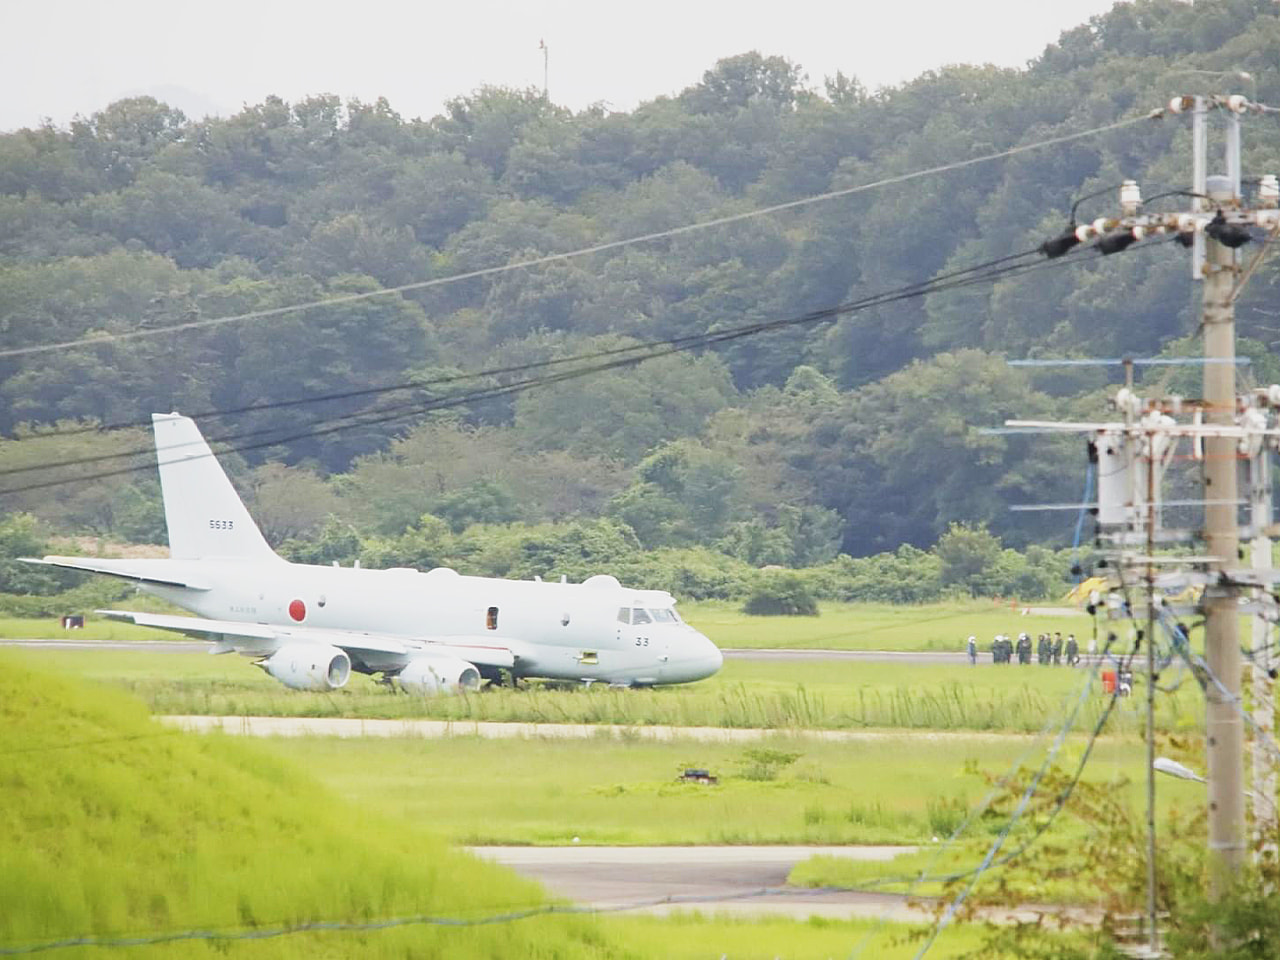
[650,609,677,623]
[486,606,499,630]
[616,608,631,624]
[631,608,652,625]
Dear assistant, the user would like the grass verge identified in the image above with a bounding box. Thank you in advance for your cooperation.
[594,913,997,958]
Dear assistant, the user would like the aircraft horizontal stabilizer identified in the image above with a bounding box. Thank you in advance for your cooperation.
[23,556,210,590]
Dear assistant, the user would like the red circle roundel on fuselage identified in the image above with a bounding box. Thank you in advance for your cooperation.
[289,599,306,622]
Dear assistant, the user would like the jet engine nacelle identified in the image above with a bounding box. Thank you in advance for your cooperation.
[261,643,351,691]
[397,655,482,694]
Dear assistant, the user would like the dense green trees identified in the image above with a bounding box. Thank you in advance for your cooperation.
[0,0,1276,590]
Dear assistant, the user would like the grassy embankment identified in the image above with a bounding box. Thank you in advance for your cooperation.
[0,650,621,959]
[7,646,1202,734]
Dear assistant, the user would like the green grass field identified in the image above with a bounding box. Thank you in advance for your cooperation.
[0,615,176,642]
[257,733,1158,846]
[682,600,1093,652]
[5,645,1202,734]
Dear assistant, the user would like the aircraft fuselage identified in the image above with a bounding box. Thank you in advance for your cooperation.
[137,559,722,685]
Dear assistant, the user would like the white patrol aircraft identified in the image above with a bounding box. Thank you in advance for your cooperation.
[23,414,723,694]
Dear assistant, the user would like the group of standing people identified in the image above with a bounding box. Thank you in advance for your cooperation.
[969,631,1088,666]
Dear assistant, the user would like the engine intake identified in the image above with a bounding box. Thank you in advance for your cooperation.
[261,643,351,691]
[397,655,481,694]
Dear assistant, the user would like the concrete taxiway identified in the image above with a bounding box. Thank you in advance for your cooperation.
[466,845,927,919]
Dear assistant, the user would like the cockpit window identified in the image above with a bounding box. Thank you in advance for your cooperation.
[631,608,652,625]
[616,608,630,624]
[650,609,677,623]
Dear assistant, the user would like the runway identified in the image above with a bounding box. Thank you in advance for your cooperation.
[465,845,932,920]
[724,648,970,664]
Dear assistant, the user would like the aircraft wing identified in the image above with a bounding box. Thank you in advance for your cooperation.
[97,611,517,671]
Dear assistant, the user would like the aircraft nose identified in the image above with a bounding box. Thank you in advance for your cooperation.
[692,633,723,679]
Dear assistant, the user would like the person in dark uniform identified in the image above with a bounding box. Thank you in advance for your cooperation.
[1037,633,1049,665]
[1052,632,1064,666]
[1017,632,1031,665]
[1065,633,1079,666]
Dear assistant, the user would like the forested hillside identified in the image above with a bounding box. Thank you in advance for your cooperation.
[2,0,1278,594]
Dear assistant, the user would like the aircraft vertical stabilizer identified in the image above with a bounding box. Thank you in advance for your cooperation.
[152,413,278,561]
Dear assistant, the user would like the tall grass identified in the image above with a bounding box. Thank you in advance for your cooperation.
[8,647,1200,734]
[123,675,1191,734]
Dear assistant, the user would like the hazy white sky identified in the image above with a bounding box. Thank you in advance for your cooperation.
[4,0,1123,131]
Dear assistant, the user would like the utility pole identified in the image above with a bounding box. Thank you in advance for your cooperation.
[1202,160,1247,896]
[1012,90,1280,949]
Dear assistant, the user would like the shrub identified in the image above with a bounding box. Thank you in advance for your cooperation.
[741,570,818,616]
[736,748,801,781]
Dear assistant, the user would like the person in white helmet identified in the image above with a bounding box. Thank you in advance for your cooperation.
[966,635,977,666]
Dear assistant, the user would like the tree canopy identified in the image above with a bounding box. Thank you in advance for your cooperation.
[2,0,1278,573]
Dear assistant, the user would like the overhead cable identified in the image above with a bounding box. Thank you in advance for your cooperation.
[0,235,1170,496]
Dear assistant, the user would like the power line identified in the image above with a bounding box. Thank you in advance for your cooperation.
[846,637,1114,959]
[0,236,1167,496]
[3,249,1060,484]
[912,635,1120,959]
[0,882,863,955]
[0,244,1045,460]
[0,113,1157,361]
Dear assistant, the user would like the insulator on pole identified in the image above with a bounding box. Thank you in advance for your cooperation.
[1205,211,1251,249]
[1099,229,1139,255]
[1040,227,1081,258]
